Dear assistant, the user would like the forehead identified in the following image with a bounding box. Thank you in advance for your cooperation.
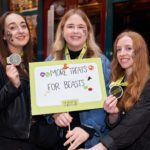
[65,14,86,25]
[5,13,25,26]
[117,35,133,46]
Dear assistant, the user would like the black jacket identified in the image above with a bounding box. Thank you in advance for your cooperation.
[102,79,150,150]
[0,64,31,139]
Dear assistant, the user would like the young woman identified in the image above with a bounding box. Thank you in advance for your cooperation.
[0,11,50,150]
[46,8,110,150]
[83,31,150,150]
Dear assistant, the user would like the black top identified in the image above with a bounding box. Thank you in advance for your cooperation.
[102,78,150,150]
[68,49,82,59]
[0,63,31,139]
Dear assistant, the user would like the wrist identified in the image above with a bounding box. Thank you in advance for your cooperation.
[108,113,119,124]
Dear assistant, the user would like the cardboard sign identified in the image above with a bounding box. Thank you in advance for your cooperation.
[29,58,106,115]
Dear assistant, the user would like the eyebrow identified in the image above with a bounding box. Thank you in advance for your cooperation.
[65,23,86,27]
[7,21,26,27]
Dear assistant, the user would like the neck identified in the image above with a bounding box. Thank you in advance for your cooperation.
[8,45,23,54]
[125,68,132,78]
[67,45,83,52]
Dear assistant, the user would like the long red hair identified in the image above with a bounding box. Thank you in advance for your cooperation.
[111,31,150,111]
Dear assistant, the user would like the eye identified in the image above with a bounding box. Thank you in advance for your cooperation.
[66,24,74,29]
[78,26,85,29]
[127,47,132,51]
[9,25,17,30]
[116,48,121,52]
[21,24,27,29]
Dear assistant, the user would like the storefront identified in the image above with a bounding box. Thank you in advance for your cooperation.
[1,0,150,60]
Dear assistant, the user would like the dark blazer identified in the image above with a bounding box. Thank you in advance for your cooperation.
[102,78,150,150]
[0,64,31,139]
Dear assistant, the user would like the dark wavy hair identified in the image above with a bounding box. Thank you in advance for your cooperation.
[0,11,33,72]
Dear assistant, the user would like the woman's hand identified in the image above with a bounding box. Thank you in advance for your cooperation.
[64,127,89,150]
[104,95,120,124]
[6,64,20,88]
[52,112,73,127]
[104,95,119,114]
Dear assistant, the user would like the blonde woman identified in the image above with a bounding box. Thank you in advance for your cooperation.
[46,8,110,150]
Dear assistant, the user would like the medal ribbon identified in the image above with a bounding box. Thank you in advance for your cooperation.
[65,43,87,60]
[110,76,128,88]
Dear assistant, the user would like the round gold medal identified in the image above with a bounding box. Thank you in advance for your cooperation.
[110,85,123,99]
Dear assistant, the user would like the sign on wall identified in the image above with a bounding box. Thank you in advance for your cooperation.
[29,58,106,115]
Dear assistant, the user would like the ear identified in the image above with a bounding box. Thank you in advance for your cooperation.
[3,35,6,40]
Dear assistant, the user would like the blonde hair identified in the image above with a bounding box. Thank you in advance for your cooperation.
[111,30,150,111]
[51,8,101,60]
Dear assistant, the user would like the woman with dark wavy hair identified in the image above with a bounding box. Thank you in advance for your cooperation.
[0,11,47,150]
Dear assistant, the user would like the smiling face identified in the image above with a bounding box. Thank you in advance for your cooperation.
[116,35,135,76]
[63,14,88,51]
[3,13,29,53]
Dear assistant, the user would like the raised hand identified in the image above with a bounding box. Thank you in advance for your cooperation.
[6,64,20,88]
[104,95,119,114]
[52,112,73,127]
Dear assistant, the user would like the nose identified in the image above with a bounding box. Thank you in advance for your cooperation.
[73,26,79,33]
[119,48,126,55]
[17,26,24,33]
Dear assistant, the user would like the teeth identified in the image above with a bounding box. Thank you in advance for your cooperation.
[120,58,128,62]
[17,36,25,40]
[71,37,79,38]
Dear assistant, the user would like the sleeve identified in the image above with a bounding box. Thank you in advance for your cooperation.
[79,54,110,147]
[80,109,107,148]
[80,124,95,139]
[0,65,21,111]
[45,114,54,124]
[100,54,110,96]
[80,108,107,139]
[105,110,126,129]
[101,79,150,150]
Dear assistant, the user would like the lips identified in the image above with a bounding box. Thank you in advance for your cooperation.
[16,35,28,41]
[70,36,80,39]
[120,58,129,63]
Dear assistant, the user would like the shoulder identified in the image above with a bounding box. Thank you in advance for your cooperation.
[138,78,150,103]
[99,53,110,65]
[45,55,54,61]
[142,78,150,94]
[98,53,110,70]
